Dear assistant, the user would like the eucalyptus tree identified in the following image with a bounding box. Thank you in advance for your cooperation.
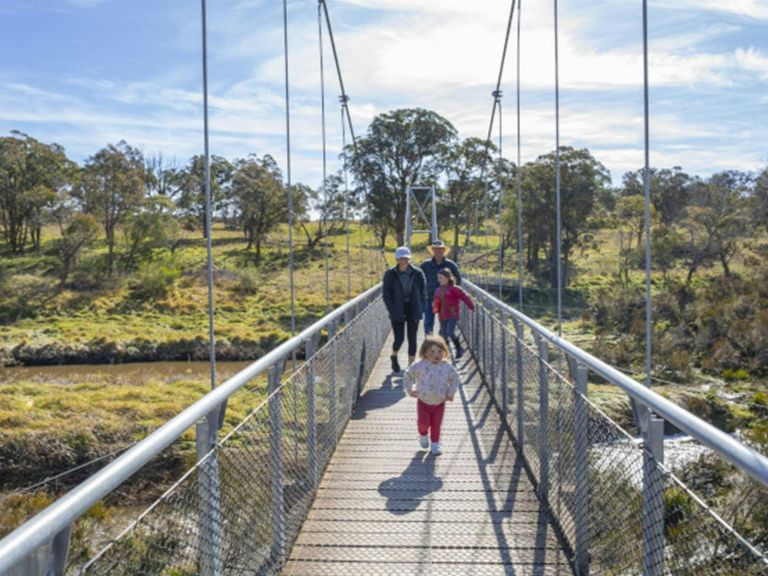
[521,146,610,287]
[298,173,348,249]
[348,108,458,245]
[144,152,183,199]
[622,166,692,227]
[687,170,752,278]
[176,154,233,237]
[0,131,75,253]
[53,213,100,287]
[752,166,768,234]
[439,137,496,259]
[122,196,181,269]
[231,154,291,262]
[75,141,147,275]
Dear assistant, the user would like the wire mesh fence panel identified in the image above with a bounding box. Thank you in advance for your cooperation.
[78,298,389,576]
[462,284,768,576]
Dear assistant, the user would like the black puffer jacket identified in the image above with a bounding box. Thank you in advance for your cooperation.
[382,264,427,322]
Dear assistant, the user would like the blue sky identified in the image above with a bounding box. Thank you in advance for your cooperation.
[1,0,767,189]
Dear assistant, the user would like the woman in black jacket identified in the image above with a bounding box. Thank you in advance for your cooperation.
[382,246,427,373]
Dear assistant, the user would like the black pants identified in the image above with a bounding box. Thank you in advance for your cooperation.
[392,306,419,357]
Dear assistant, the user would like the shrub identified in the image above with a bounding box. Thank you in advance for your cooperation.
[130,258,180,300]
[232,267,259,295]
[71,254,111,291]
[723,368,749,381]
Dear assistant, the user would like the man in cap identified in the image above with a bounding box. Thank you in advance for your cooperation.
[420,240,462,335]
[382,246,427,372]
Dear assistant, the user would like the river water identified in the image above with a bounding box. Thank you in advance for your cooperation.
[0,361,255,386]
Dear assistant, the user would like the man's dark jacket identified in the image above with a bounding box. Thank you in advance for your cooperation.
[382,264,427,322]
[420,257,462,299]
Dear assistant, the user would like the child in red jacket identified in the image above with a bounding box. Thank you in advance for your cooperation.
[432,268,474,358]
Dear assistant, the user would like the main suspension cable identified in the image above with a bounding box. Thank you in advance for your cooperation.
[480,0,518,288]
[319,0,377,284]
[319,1,360,159]
[483,0,518,164]
[200,0,216,391]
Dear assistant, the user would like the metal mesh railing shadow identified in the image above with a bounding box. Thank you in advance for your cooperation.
[77,297,390,576]
[461,282,768,576]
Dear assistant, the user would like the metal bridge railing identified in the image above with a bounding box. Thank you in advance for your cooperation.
[0,285,388,576]
[461,279,768,576]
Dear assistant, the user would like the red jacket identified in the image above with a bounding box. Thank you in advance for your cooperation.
[433,285,474,320]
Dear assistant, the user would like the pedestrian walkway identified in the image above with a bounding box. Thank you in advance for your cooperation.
[283,330,573,575]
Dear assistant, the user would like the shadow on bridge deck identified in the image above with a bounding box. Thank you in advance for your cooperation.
[283,330,573,576]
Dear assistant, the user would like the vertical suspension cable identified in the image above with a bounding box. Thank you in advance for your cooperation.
[318,1,330,311]
[516,0,524,312]
[495,92,504,298]
[200,0,216,391]
[483,180,491,282]
[283,0,296,345]
[340,98,352,298]
[554,0,563,337]
[642,0,653,388]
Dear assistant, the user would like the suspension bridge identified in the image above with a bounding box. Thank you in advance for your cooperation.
[2,0,768,575]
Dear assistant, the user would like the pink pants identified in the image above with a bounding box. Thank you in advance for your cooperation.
[417,400,446,442]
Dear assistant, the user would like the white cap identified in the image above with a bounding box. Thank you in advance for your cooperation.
[395,246,412,260]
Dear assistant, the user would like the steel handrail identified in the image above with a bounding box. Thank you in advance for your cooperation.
[0,284,382,574]
[465,279,768,489]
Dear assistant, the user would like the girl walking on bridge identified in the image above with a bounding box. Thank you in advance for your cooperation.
[432,268,474,359]
[405,335,460,455]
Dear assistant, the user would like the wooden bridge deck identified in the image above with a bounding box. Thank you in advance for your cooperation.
[283,331,573,576]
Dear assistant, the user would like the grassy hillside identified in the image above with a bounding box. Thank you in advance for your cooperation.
[1,221,766,548]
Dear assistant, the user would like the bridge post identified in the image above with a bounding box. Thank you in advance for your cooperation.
[642,415,665,576]
[490,303,496,400]
[196,414,222,576]
[534,333,549,502]
[6,524,73,576]
[328,320,337,440]
[483,297,490,381]
[499,305,508,420]
[513,318,524,447]
[305,336,318,489]
[572,362,590,576]
[268,363,285,567]
[473,297,480,364]
[479,299,486,377]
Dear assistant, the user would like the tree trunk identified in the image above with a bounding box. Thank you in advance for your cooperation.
[106,225,115,276]
[720,254,731,277]
[686,264,696,286]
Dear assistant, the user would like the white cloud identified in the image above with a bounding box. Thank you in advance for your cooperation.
[653,0,768,20]
[2,0,766,190]
[734,47,768,79]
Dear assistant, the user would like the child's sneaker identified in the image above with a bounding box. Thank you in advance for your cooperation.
[419,435,429,450]
[390,356,401,373]
[431,442,442,455]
